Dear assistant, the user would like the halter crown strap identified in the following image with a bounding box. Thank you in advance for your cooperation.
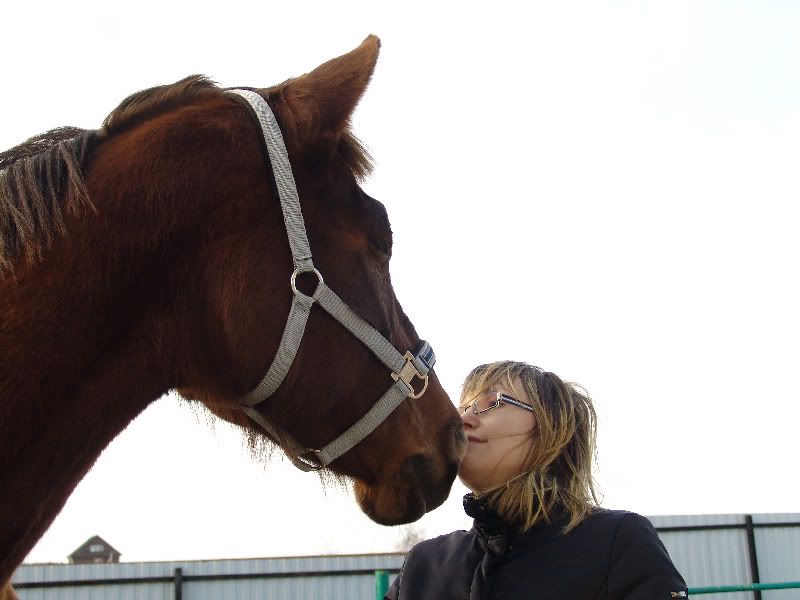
[230,89,313,272]
[227,89,436,472]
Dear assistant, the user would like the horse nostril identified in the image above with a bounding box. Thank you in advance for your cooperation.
[405,453,430,475]
[454,423,466,444]
[404,453,436,493]
[448,417,467,460]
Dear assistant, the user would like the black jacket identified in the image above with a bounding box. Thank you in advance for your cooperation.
[386,495,688,600]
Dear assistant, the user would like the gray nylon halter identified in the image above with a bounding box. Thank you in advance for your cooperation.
[227,89,436,472]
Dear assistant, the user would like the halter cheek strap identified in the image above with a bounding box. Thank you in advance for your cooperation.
[227,89,436,472]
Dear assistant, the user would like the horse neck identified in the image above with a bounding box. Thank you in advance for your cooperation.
[0,109,254,580]
[0,235,173,583]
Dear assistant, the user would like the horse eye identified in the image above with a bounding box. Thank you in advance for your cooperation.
[369,238,390,257]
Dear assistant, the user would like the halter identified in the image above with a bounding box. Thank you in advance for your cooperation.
[227,89,437,472]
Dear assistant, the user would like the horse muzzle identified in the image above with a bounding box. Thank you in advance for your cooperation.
[354,419,464,525]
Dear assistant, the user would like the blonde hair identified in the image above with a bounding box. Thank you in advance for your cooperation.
[461,361,599,533]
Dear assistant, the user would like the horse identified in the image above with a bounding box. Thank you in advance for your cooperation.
[0,35,466,594]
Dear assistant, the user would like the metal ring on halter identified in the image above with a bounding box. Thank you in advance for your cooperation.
[291,449,325,472]
[290,267,324,298]
[391,351,430,400]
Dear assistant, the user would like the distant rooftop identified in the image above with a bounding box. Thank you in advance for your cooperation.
[68,535,121,564]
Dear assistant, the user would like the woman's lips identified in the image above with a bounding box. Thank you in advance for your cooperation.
[467,436,485,444]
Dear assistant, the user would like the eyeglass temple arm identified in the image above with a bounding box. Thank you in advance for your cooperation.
[498,393,534,412]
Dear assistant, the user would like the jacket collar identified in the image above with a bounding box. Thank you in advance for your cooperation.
[463,493,509,555]
[463,493,572,549]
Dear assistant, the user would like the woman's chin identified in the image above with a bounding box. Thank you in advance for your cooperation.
[457,470,479,493]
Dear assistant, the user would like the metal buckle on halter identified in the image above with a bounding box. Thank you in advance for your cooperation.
[291,449,325,472]
[392,351,430,399]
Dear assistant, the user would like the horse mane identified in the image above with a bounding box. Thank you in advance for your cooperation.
[0,127,96,273]
[0,76,221,275]
[0,74,372,274]
[102,75,220,133]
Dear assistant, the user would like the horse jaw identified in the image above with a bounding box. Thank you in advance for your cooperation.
[354,481,427,526]
[352,451,459,526]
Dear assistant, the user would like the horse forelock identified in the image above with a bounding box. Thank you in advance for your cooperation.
[338,130,373,181]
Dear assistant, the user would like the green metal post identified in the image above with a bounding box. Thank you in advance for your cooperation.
[375,570,389,599]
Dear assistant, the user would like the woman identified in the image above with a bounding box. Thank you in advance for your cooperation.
[386,361,688,599]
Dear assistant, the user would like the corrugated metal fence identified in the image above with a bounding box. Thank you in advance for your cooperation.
[12,513,800,599]
[13,554,405,600]
[652,513,800,599]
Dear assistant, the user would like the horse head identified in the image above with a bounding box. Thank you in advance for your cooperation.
[175,37,465,524]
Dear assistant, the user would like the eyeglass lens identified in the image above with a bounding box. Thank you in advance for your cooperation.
[463,392,500,414]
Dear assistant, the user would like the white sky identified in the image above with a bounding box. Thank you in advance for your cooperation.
[3,0,799,564]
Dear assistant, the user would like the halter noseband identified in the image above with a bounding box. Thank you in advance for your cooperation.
[227,89,436,472]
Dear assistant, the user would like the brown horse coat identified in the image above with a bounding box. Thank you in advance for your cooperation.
[0,36,464,590]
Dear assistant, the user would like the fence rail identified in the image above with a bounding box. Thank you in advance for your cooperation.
[690,581,800,594]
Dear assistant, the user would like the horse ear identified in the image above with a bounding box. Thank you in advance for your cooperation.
[270,35,380,148]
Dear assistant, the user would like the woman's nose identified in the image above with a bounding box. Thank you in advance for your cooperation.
[461,409,478,429]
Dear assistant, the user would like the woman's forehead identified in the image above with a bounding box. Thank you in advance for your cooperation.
[461,375,524,401]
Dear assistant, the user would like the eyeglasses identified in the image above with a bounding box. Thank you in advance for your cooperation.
[461,391,534,415]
